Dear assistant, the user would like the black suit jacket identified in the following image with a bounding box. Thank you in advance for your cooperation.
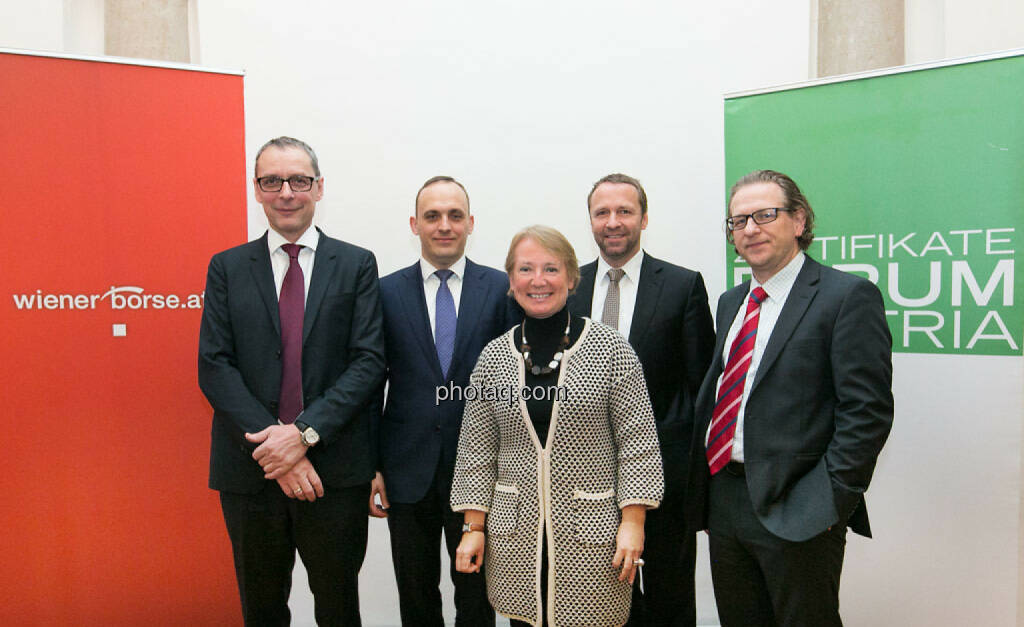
[377,259,517,504]
[199,230,386,493]
[568,252,715,508]
[689,256,893,541]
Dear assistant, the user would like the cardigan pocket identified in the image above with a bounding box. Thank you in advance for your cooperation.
[488,482,520,536]
[571,488,618,545]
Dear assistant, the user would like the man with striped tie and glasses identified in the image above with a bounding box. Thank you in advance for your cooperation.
[689,170,893,627]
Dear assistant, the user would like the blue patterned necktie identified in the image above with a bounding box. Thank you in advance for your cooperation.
[434,269,457,379]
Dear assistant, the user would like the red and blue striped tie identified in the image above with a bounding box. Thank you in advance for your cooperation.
[707,286,767,475]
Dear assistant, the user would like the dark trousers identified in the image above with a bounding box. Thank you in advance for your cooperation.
[625,497,697,627]
[708,465,846,627]
[386,464,494,627]
[220,481,370,627]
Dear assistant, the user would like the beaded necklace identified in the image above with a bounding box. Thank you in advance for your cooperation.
[519,310,571,375]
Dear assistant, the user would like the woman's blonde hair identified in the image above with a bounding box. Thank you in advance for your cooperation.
[504,225,580,294]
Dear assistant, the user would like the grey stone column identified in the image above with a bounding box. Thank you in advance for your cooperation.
[105,0,190,63]
[815,0,904,77]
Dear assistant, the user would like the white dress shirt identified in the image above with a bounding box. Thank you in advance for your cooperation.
[267,225,319,304]
[421,256,466,341]
[713,253,806,462]
[589,250,644,341]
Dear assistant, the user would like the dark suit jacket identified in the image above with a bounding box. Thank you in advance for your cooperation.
[199,229,386,493]
[568,252,715,509]
[377,259,517,504]
[689,256,893,542]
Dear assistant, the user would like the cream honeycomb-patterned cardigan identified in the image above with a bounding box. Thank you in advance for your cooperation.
[451,319,664,627]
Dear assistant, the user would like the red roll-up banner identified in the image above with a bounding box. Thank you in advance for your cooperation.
[1,50,245,625]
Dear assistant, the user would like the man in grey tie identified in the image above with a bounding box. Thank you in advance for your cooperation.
[199,136,386,625]
[372,176,516,626]
[568,173,715,627]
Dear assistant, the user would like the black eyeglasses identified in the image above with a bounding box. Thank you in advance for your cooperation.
[257,175,317,192]
[726,207,794,231]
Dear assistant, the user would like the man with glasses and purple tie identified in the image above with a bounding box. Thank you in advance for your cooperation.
[199,136,385,625]
[688,169,894,627]
[370,176,515,626]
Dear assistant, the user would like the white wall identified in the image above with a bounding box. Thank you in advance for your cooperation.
[195,1,809,625]
[0,0,63,51]
[906,0,1024,63]
[0,0,104,57]
[62,0,104,56]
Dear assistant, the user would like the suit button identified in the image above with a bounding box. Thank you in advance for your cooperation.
[275,350,282,359]
[435,425,441,432]
[239,444,246,453]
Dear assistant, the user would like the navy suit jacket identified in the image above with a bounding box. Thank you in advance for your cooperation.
[568,252,715,509]
[377,258,518,504]
[199,230,386,493]
[688,256,894,541]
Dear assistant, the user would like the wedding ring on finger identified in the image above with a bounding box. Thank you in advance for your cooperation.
[633,558,645,566]
[294,488,303,494]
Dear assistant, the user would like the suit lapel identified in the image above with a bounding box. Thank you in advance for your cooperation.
[450,259,486,377]
[250,233,281,337]
[714,284,748,376]
[303,230,334,343]
[628,253,662,348]
[750,258,820,392]
[571,262,597,318]
[399,262,445,381]
[695,283,746,431]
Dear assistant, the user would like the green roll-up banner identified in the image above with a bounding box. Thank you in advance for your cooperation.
[725,53,1023,356]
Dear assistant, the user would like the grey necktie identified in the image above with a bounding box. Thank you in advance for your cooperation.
[601,268,625,330]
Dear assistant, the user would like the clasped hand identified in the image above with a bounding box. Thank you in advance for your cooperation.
[246,424,306,479]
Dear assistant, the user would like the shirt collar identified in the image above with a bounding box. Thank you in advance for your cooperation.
[267,225,319,255]
[597,249,645,283]
[420,255,467,282]
[752,252,805,300]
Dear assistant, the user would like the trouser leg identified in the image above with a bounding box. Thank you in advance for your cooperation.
[626,498,696,627]
[220,488,295,627]
[708,468,846,627]
[294,482,370,627]
[437,464,494,627]
[387,472,446,627]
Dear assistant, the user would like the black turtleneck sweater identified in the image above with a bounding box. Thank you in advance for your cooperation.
[512,305,585,444]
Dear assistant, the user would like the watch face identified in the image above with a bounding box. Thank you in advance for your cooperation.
[303,429,320,446]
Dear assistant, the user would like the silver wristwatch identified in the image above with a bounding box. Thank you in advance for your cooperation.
[294,420,320,447]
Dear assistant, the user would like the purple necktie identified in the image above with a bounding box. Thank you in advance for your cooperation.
[278,243,304,423]
[434,269,456,379]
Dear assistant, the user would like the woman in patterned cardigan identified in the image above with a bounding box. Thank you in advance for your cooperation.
[451,225,664,627]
